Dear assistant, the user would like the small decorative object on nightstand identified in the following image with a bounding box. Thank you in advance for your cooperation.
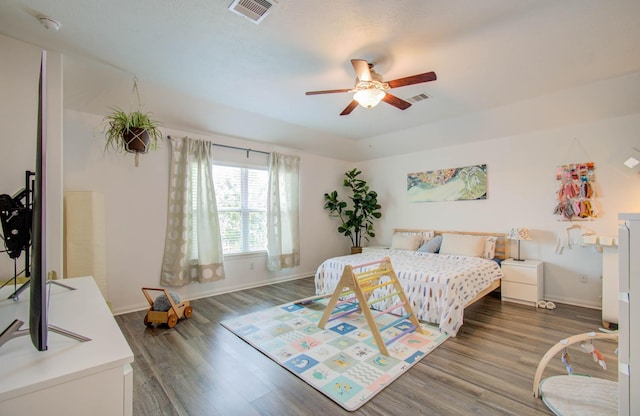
[507,227,531,261]
[501,258,543,306]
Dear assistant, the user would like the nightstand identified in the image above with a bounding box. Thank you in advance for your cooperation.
[500,259,543,306]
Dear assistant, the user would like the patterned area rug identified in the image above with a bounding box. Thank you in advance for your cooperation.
[221,298,449,411]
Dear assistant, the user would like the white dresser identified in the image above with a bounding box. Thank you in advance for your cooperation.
[0,276,133,416]
[619,213,639,416]
[601,245,619,327]
[500,259,544,306]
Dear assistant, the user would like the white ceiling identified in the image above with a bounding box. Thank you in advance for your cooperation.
[1,0,640,160]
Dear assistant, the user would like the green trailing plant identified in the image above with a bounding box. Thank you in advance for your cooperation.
[102,106,162,153]
[101,77,163,166]
[324,168,382,248]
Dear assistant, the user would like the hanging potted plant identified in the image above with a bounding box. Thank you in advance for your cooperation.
[323,168,382,254]
[102,77,162,167]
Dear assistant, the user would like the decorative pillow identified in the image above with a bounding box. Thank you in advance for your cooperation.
[483,236,497,259]
[417,231,435,245]
[390,233,422,250]
[439,233,486,257]
[417,235,443,253]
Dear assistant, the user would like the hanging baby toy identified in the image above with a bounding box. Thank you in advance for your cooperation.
[580,341,607,370]
[560,348,573,375]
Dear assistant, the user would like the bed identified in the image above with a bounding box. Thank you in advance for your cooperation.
[314,229,509,336]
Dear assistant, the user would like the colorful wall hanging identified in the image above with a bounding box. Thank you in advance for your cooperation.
[553,162,596,220]
[407,164,487,202]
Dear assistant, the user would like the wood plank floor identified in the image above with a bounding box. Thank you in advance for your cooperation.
[115,277,618,415]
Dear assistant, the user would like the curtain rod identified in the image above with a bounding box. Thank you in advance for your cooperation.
[167,136,270,157]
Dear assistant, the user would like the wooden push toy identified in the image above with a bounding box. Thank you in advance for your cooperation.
[141,287,193,328]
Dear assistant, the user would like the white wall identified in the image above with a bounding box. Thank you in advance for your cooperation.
[0,35,63,282]
[362,114,640,308]
[63,110,352,313]
[5,33,640,314]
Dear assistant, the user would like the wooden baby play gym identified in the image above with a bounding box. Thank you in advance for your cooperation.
[316,256,426,356]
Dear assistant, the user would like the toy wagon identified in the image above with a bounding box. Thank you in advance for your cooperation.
[141,287,193,328]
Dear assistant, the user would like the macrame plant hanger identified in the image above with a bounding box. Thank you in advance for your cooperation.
[127,76,148,167]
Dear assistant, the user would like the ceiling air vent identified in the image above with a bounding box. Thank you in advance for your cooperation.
[228,0,277,24]
[407,93,430,103]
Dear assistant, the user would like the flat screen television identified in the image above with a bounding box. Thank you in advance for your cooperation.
[29,49,49,351]
[0,50,49,351]
[0,50,89,351]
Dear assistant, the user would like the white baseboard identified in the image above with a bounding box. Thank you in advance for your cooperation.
[544,295,602,310]
[112,273,313,315]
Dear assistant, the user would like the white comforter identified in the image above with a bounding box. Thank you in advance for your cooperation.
[314,249,503,335]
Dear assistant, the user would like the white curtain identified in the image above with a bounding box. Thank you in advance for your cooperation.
[266,153,300,271]
[161,136,225,286]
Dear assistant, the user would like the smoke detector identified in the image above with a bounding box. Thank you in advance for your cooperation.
[38,15,62,31]
[228,0,277,24]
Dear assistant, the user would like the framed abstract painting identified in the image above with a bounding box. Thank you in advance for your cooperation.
[407,164,487,202]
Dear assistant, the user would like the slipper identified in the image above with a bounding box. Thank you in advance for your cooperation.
[537,300,557,310]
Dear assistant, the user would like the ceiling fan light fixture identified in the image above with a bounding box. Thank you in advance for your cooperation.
[305,60,436,115]
[354,88,386,108]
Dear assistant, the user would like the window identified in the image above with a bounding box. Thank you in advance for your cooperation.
[213,164,268,254]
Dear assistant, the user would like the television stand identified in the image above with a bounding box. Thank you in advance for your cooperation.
[0,276,133,415]
[0,276,90,348]
[0,318,91,349]
[7,272,77,301]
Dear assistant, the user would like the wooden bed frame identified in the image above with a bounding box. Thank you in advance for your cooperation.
[392,228,509,308]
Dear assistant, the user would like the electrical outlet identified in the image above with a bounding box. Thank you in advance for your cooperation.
[249,262,255,270]
[579,274,588,283]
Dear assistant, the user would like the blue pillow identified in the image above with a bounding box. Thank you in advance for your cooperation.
[417,235,443,253]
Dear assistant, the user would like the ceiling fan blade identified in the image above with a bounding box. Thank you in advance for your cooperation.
[382,93,412,110]
[340,100,359,116]
[387,71,437,89]
[351,59,372,82]
[305,88,351,95]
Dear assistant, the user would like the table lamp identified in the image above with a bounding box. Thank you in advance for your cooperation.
[508,227,531,261]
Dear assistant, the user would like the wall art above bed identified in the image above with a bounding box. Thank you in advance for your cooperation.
[407,164,487,202]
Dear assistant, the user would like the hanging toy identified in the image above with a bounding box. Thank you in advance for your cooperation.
[580,341,607,370]
[561,349,573,375]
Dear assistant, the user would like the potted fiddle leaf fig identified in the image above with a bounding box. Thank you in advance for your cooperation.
[324,168,382,254]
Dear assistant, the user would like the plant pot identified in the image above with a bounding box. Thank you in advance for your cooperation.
[351,246,363,254]
[123,127,150,154]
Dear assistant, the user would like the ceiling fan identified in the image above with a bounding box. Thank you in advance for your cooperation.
[305,59,437,116]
